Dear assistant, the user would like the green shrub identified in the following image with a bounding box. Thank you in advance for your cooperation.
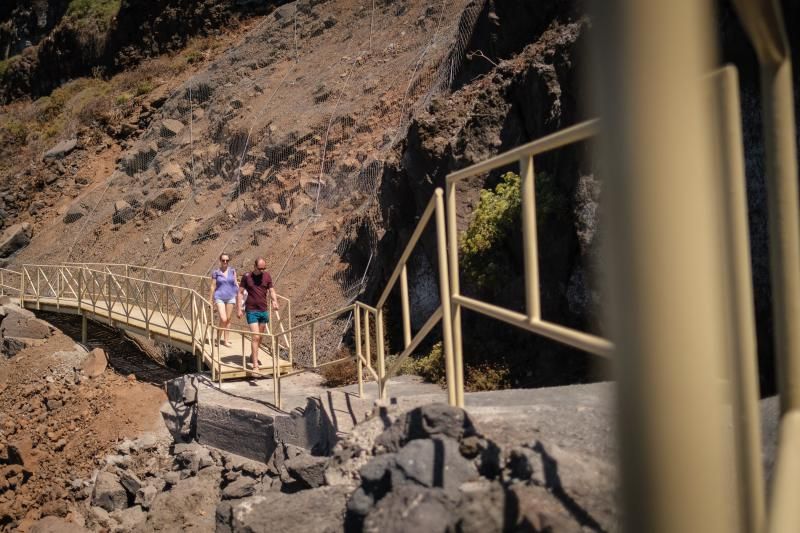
[135,80,155,96]
[459,170,564,290]
[465,362,510,391]
[403,342,446,385]
[66,0,121,30]
[0,57,15,79]
[0,120,29,145]
[460,172,522,289]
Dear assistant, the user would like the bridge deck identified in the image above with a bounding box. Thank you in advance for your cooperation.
[23,295,291,379]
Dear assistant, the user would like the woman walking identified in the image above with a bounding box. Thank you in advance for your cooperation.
[209,253,238,347]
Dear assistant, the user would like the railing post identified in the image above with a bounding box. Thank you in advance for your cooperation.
[288,299,293,366]
[272,334,280,409]
[56,268,61,309]
[144,280,150,334]
[400,266,412,348]
[77,268,82,311]
[19,268,24,306]
[434,189,459,407]
[36,268,40,309]
[376,308,386,400]
[160,271,165,313]
[714,65,765,533]
[124,275,130,317]
[445,179,464,409]
[364,310,371,369]
[192,294,201,372]
[241,332,246,375]
[355,304,364,398]
[594,1,738,531]
[311,322,317,368]
[106,273,112,321]
[520,155,541,323]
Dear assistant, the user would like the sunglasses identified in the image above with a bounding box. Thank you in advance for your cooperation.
[220,259,230,262]
[257,267,267,271]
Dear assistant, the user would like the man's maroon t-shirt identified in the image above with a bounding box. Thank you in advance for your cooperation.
[240,271,273,311]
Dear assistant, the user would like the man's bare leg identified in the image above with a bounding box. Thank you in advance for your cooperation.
[249,322,261,372]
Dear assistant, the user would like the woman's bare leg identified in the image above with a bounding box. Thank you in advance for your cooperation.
[222,303,235,343]
[216,302,228,344]
[249,322,261,371]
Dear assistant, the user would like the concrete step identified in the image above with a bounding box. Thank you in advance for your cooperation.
[160,373,370,463]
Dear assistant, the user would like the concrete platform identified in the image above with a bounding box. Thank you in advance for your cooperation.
[161,370,780,494]
[161,372,375,463]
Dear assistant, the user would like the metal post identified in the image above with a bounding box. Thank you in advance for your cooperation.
[192,294,201,372]
[434,189,459,406]
[731,0,800,415]
[364,311,372,369]
[445,180,464,407]
[311,322,317,368]
[594,1,739,532]
[272,334,280,409]
[400,266,412,348]
[376,308,386,400]
[715,64,765,533]
[81,315,87,344]
[355,305,364,398]
[77,268,82,311]
[36,268,40,309]
[144,280,150,333]
[125,276,130,317]
[106,274,112,320]
[288,299,293,366]
[520,155,541,323]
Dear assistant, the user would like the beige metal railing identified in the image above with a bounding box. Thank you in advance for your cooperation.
[445,119,612,407]
[262,189,456,408]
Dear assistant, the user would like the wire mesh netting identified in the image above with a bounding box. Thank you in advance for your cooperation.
[19,0,487,367]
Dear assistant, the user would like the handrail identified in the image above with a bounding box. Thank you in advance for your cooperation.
[446,119,600,182]
[445,118,612,406]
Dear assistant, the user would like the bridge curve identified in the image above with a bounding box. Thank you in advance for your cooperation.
[0,264,292,381]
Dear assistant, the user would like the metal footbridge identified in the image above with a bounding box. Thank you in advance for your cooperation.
[0,263,293,380]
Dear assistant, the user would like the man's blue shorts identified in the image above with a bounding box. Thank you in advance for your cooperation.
[245,310,269,325]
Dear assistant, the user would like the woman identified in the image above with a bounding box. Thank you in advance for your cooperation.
[209,253,238,347]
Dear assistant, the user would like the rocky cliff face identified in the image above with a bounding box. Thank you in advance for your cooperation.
[1,0,799,392]
[375,0,800,390]
[378,7,600,388]
[0,0,282,103]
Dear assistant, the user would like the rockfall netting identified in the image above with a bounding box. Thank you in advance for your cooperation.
[52,0,485,366]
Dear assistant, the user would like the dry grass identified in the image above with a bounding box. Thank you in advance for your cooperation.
[319,347,365,387]
[0,30,225,180]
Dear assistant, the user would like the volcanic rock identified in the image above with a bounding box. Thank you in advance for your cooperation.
[0,222,32,258]
[92,471,128,512]
[43,139,77,160]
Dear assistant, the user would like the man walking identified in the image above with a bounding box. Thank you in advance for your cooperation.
[237,257,279,374]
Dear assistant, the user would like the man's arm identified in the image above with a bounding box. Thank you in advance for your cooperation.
[269,287,279,311]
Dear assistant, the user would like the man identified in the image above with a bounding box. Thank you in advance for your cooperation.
[237,257,279,374]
